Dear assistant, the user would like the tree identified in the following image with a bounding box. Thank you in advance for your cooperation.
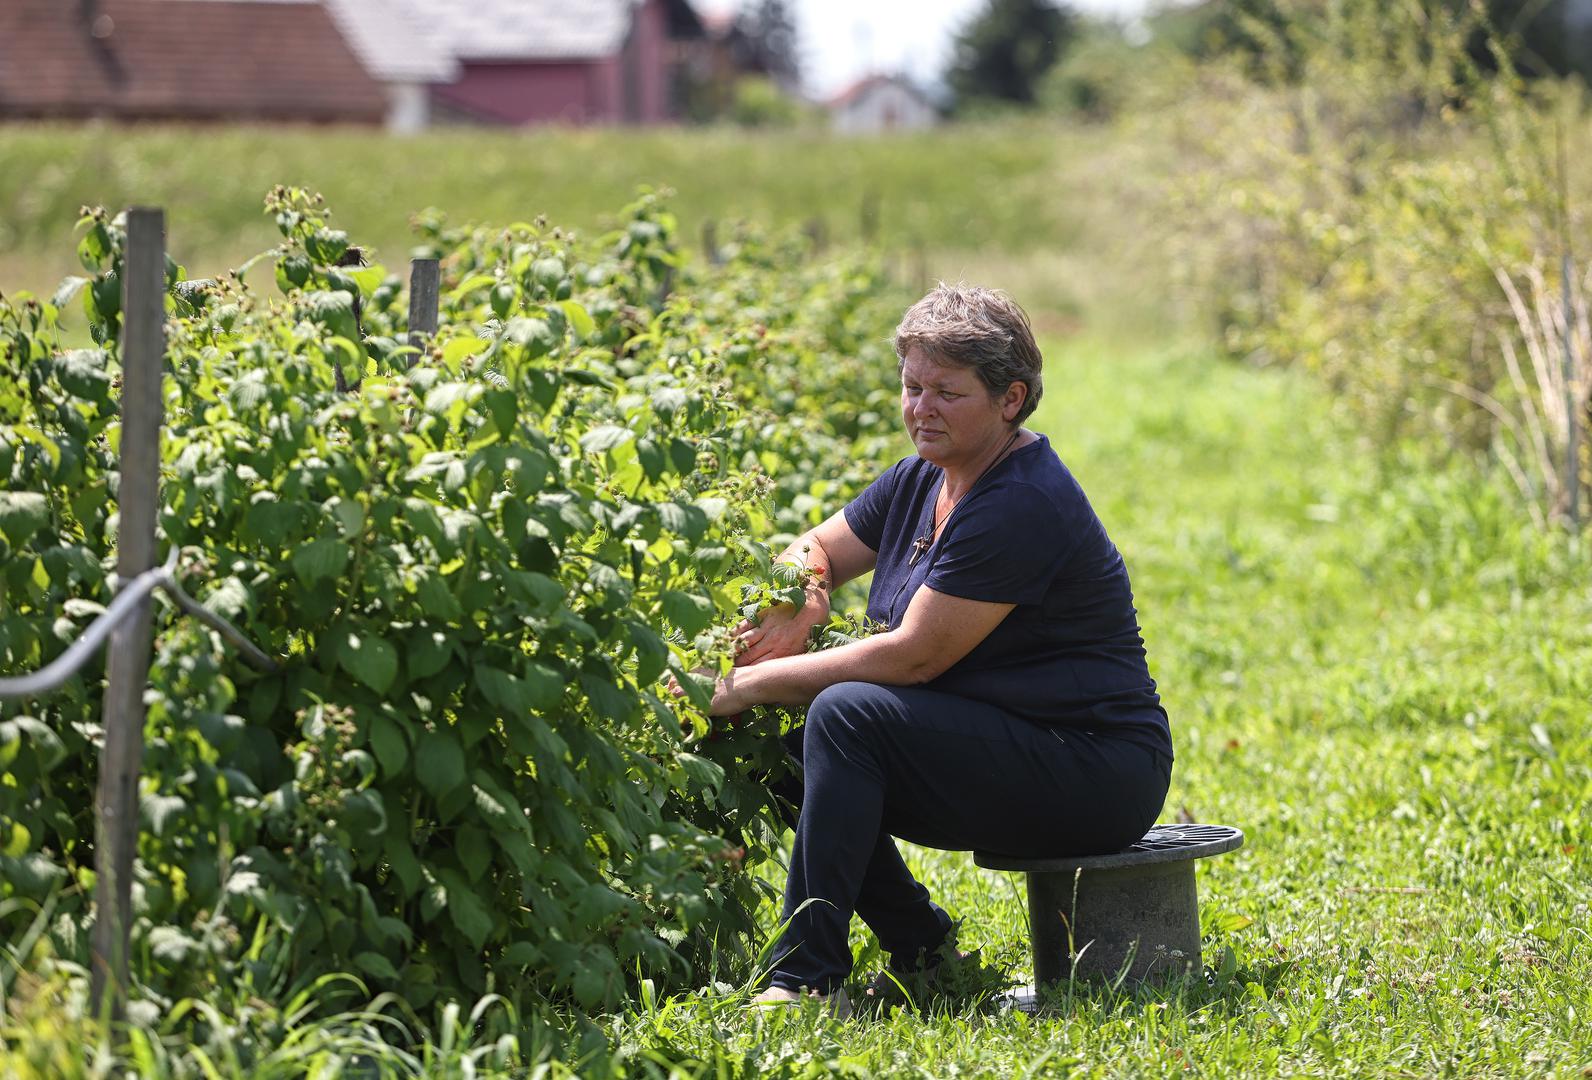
[947,0,1078,111]
[1156,0,1592,87]
[736,0,801,94]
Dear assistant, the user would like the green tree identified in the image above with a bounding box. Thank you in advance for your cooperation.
[1157,0,1592,85]
[947,0,1078,111]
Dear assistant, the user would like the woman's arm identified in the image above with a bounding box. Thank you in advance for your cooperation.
[710,585,1015,714]
[733,509,877,667]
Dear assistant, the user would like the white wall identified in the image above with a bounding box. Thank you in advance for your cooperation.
[387,82,430,133]
[831,81,936,134]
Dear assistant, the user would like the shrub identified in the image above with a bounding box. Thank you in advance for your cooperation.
[0,188,907,1018]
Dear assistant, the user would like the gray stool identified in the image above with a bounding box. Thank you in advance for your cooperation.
[975,823,1244,991]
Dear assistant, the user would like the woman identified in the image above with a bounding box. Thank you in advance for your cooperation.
[705,283,1172,1013]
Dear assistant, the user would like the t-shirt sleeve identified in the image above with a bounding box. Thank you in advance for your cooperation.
[924,482,1076,605]
[842,458,907,552]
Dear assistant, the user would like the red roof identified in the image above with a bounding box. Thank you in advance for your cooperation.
[0,0,389,123]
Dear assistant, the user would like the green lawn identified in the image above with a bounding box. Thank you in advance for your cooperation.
[593,333,1591,1077]
[0,122,1099,296]
[3,123,1588,1077]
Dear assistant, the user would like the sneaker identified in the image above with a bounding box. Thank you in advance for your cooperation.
[862,948,971,1003]
[747,985,853,1020]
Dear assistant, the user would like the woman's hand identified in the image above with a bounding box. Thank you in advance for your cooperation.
[664,665,757,717]
[733,583,831,668]
[707,667,755,716]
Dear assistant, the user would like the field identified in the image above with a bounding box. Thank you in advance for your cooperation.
[0,122,1096,290]
[1,119,1590,1077]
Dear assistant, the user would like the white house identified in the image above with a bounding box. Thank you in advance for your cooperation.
[828,74,937,134]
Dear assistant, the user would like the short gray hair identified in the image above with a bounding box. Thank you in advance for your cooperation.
[892,282,1043,425]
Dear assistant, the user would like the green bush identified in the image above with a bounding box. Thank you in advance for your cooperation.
[1156,0,1591,525]
[0,188,907,1019]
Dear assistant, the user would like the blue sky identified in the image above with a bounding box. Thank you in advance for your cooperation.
[702,0,1156,97]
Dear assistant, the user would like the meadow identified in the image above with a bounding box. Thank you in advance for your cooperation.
[0,122,1101,299]
[1,116,1590,1076]
[577,332,1592,1077]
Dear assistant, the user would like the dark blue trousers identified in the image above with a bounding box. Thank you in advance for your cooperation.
[766,681,1172,994]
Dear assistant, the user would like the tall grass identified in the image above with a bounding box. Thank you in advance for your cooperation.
[1148,0,1592,527]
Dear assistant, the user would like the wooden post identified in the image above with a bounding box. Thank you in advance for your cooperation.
[1564,252,1580,528]
[407,257,440,361]
[804,217,827,255]
[701,219,722,266]
[92,207,165,1018]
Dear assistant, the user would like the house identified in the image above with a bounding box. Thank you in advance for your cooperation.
[828,74,938,134]
[0,0,455,131]
[398,0,708,126]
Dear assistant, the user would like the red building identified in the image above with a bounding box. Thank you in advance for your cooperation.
[0,0,439,126]
[404,0,707,126]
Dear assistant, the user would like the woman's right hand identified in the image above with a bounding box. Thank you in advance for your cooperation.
[733,585,830,667]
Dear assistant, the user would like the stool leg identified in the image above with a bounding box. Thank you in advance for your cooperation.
[1026,870,1074,987]
[1027,863,1203,985]
[1071,862,1202,981]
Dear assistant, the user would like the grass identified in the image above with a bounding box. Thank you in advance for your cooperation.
[3,121,1589,1076]
[0,121,1100,294]
[6,328,1587,1077]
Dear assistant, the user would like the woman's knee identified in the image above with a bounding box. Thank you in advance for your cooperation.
[806,681,899,745]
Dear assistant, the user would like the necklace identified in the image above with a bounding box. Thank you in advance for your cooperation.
[908,429,1022,566]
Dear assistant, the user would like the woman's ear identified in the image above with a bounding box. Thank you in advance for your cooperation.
[1002,382,1027,422]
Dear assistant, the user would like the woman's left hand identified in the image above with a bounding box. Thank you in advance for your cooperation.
[664,666,757,717]
[708,667,755,716]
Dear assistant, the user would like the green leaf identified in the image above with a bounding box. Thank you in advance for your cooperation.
[478,666,529,714]
[572,963,608,1008]
[6,716,65,771]
[558,300,595,340]
[674,752,725,796]
[0,492,49,549]
[649,386,688,418]
[354,951,402,982]
[580,425,633,454]
[298,290,361,345]
[415,731,466,799]
[424,382,475,416]
[414,570,462,620]
[338,631,398,694]
[1213,911,1255,933]
[55,349,114,404]
[3,821,33,859]
[448,272,497,301]
[438,868,493,949]
[291,535,351,586]
[51,275,89,309]
[457,825,492,882]
[523,662,564,709]
[658,500,708,542]
[504,317,557,359]
[407,629,453,680]
[661,589,714,636]
[368,712,409,775]
[627,621,670,684]
[244,497,298,547]
[142,793,187,837]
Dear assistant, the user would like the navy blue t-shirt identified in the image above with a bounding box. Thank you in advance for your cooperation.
[842,434,1173,758]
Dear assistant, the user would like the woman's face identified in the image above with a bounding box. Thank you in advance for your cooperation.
[899,345,1017,469]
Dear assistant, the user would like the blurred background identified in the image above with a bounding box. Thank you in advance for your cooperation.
[1,0,1590,519]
